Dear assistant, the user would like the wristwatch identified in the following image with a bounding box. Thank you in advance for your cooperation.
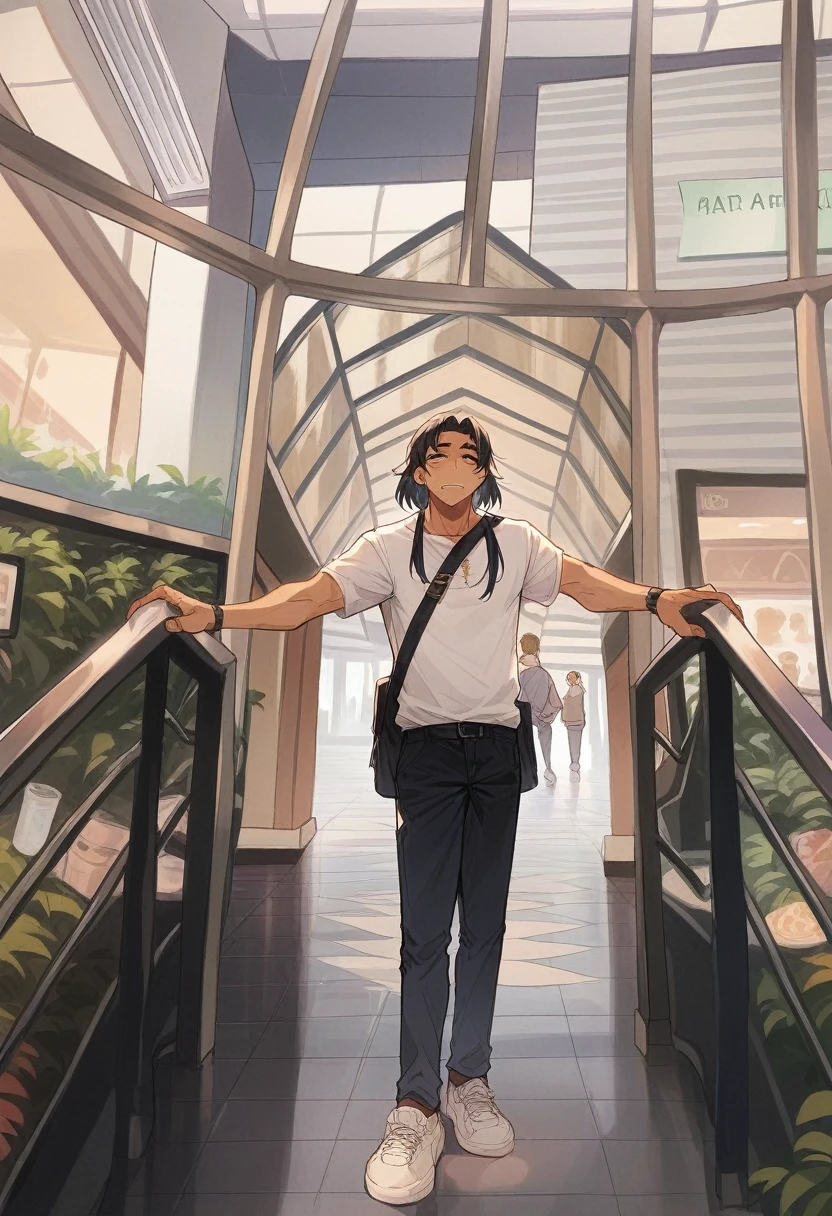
[646,587,664,615]
[209,604,224,632]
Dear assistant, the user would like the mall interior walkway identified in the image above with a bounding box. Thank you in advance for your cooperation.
[110,739,743,1216]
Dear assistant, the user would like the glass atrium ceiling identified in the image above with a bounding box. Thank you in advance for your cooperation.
[209,0,830,60]
[270,221,631,569]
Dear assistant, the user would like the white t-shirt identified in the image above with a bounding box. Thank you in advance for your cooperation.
[323,514,563,729]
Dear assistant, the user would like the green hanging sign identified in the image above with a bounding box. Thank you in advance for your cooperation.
[678,173,832,259]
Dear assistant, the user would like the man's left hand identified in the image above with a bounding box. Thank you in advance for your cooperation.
[656,585,744,639]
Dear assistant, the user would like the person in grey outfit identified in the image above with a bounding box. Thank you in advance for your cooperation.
[563,670,586,772]
[517,633,561,784]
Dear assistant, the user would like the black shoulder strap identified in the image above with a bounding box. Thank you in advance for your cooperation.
[386,514,497,714]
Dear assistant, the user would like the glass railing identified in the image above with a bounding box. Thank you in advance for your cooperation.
[636,602,832,1213]
[0,604,235,1215]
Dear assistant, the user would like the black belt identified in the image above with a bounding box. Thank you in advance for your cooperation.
[402,721,518,742]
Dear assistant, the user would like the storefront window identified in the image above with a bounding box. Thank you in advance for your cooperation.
[683,477,820,709]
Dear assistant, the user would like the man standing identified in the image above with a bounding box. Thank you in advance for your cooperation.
[517,632,561,784]
[128,412,742,1207]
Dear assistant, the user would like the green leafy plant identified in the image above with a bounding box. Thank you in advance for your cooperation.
[751,1090,832,1214]
[0,514,219,733]
[0,404,229,535]
[734,687,832,837]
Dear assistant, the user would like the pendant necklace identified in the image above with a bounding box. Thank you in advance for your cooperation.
[461,558,471,585]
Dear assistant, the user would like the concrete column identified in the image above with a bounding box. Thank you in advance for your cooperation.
[238,617,322,853]
[605,647,635,847]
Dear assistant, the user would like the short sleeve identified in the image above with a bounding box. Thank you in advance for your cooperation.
[522,525,563,606]
[323,529,394,618]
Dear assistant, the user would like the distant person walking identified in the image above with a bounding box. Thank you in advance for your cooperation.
[563,671,586,773]
[517,633,562,785]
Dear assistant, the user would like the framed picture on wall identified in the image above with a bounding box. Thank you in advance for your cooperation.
[0,555,24,639]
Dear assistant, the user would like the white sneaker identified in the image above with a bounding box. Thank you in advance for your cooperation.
[441,1078,515,1158]
[544,768,556,785]
[364,1106,445,1205]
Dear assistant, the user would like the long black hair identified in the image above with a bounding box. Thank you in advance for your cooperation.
[394,414,504,600]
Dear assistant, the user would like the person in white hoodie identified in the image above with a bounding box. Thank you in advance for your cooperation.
[563,670,586,772]
[517,633,562,785]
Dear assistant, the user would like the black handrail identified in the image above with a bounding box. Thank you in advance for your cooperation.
[0,603,236,1206]
[696,603,832,805]
[635,600,832,1209]
[0,604,173,807]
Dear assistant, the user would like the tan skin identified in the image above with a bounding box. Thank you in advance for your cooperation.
[127,430,743,638]
[127,429,742,1115]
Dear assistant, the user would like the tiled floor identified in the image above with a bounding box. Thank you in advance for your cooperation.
[104,737,743,1216]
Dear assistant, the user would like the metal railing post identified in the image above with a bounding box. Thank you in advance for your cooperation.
[114,644,168,1161]
[633,672,672,1055]
[176,641,236,1067]
[703,643,749,1207]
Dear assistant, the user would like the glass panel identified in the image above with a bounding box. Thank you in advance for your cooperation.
[0,872,125,1189]
[0,678,147,924]
[468,319,586,401]
[530,73,629,289]
[734,679,832,881]
[309,473,370,562]
[295,427,361,538]
[278,295,325,352]
[746,923,828,1211]
[657,680,713,1092]
[278,383,352,501]
[569,421,630,522]
[692,480,818,705]
[653,45,786,288]
[658,311,803,591]
[0,171,251,535]
[346,318,472,403]
[0,7,155,196]
[292,0,481,278]
[378,224,464,284]
[271,299,630,568]
[314,499,373,570]
[557,463,615,562]
[683,655,701,724]
[271,315,339,461]
[334,306,430,364]
[0,504,220,733]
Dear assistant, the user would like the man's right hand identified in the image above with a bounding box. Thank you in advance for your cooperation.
[126,585,217,633]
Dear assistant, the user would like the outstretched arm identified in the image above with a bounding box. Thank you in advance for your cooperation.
[127,570,345,634]
[560,555,743,639]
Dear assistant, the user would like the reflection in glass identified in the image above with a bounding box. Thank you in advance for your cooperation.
[691,480,819,705]
[0,171,251,536]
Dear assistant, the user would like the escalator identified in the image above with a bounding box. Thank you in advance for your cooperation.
[636,603,832,1214]
[0,603,236,1216]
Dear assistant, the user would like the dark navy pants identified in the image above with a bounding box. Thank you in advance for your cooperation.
[394,724,521,1110]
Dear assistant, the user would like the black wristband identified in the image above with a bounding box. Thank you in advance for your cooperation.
[646,587,664,615]
[210,604,224,632]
